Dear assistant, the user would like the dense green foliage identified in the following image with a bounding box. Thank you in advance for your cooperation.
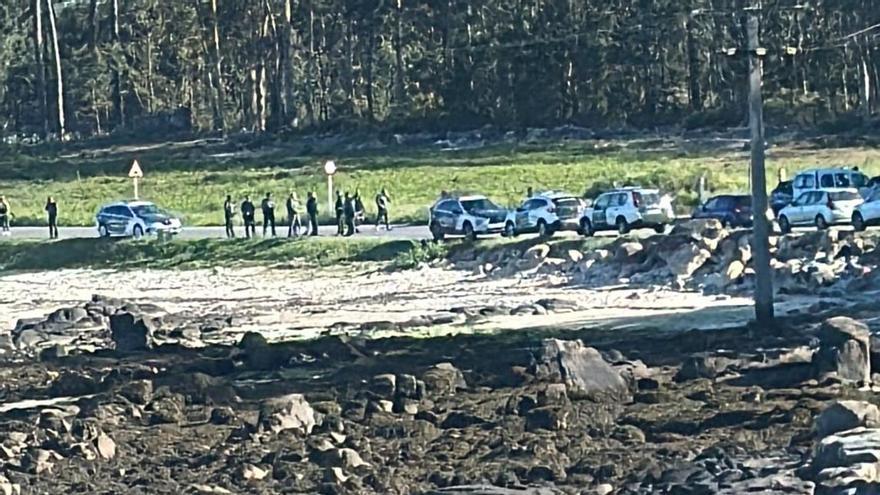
[1,1,878,139]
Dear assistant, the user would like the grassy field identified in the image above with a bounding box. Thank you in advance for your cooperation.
[2,136,879,227]
[0,237,448,271]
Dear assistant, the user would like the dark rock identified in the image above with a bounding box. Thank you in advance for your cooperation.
[611,424,646,444]
[815,318,872,384]
[395,374,421,399]
[258,394,318,435]
[39,344,68,361]
[637,378,660,390]
[525,407,568,431]
[109,312,156,352]
[210,406,237,425]
[441,411,486,429]
[815,401,880,438]
[370,374,396,399]
[49,371,103,397]
[147,392,186,425]
[532,339,630,402]
[675,354,736,382]
[118,380,153,405]
[422,363,468,395]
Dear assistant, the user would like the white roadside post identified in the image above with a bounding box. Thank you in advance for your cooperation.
[128,159,144,200]
[324,160,337,214]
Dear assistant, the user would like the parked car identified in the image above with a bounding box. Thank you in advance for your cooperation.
[777,189,863,234]
[692,194,753,228]
[852,188,880,232]
[504,191,584,238]
[96,201,182,239]
[579,187,674,236]
[770,180,793,215]
[791,167,870,201]
[428,195,508,241]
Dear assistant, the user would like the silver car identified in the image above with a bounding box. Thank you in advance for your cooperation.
[96,201,182,239]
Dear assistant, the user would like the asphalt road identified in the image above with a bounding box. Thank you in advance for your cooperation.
[0,224,431,241]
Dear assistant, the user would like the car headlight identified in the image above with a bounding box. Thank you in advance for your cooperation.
[475,217,489,226]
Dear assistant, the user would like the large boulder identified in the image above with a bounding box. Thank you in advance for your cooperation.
[532,339,630,402]
[258,394,318,435]
[665,244,712,279]
[109,312,156,352]
[816,401,880,439]
[811,427,880,492]
[674,354,736,382]
[421,363,467,396]
[815,317,871,384]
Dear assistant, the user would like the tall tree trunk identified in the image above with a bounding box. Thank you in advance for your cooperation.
[685,15,702,111]
[393,0,405,107]
[209,0,226,132]
[147,31,155,113]
[365,21,375,121]
[861,45,872,118]
[33,0,48,138]
[88,0,100,49]
[46,0,65,139]
[111,0,124,125]
[278,0,294,126]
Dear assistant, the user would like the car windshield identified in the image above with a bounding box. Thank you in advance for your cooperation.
[733,196,752,208]
[553,198,580,208]
[461,198,499,212]
[829,191,861,201]
[132,204,163,216]
[774,182,792,195]
[852,173,867,188]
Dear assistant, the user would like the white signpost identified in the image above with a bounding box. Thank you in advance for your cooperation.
[128,159,144,199]
[324,160,337,213]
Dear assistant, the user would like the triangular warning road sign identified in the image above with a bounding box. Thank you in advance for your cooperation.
[128,160,144,178]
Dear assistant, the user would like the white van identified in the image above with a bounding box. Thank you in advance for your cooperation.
[791,168,869,202]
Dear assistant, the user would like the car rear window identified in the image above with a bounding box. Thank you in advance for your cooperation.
[553,198,580,208]
[830,191,861,201]
[461,198,499,212]
[636,192,660,206]
[733,196,752,207]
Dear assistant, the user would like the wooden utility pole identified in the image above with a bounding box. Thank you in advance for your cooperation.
[746,9,774,323]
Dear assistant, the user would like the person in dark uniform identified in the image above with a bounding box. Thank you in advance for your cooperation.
[241,195,256,238]
[335,191,344,236]
[261,192,276,237]
[223,195,236,238]
[343,192,356,236]
[286,192,301,237]
[375,188,391,231]
[306,192,319,236]
[0,195,12,236]
[353,190,365,233]
[45,197,58,239]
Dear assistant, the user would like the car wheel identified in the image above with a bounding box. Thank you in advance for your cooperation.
[132,225,144,239]
[98,224,110,238]
[580,218,594,237]
[430,222,445,242]
[616,217,629,235]
[654,224,666,234]
[463,222,476,242]
[504,221,516,238]
[815,215,828,230]
[537,220,552,238]
[853,212,867,232]
[779,215,791,234]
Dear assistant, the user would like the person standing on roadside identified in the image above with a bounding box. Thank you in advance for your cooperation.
[241,195,256,238]
[286,192,301,237]
[261,192,277,237]
[45,197,58,239]
[0,195,12,236]
[306,192,319,236]
[335,190,345,236]
[354,190,365,233]
[223,195,236,238]
[343,192,356,236]
[375,188,391,231]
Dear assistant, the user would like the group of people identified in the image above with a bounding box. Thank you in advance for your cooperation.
[222,189,391,239]
[0,196,58,238]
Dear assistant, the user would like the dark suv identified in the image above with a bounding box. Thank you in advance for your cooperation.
[692,194,753,228]
[770,181,793,215]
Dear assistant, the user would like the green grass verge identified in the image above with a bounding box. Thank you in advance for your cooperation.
[0,237,449,272]
[2,139,879,227]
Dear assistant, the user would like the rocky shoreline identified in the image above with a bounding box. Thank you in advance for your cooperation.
[0,290,878,494]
